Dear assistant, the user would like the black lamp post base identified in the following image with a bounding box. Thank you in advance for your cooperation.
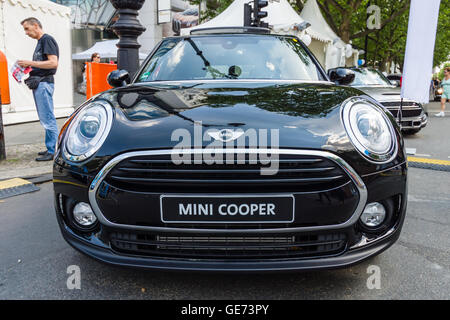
[110,0,146,78]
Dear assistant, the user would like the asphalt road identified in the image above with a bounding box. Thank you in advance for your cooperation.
[0,167,449,300]
[403,102,450,160]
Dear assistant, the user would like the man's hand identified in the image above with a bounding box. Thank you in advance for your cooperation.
[17,60,34,68]
[17,56,58,69]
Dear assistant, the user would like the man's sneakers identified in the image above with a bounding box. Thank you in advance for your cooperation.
[435,111,445,117]
[36,151,54,161]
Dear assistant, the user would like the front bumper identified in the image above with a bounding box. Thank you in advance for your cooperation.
[53,149,407,272]
[57,217,404,272]
[397,115,428,130]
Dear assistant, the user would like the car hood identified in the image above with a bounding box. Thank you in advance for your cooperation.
[88,81,404,174]
[98,82,362,150]
[351,85,404,103]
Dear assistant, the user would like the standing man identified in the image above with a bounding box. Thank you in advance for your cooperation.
[18,17,59,161]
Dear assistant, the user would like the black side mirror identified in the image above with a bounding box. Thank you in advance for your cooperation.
[328,68,355,86]
[107,69,131,88]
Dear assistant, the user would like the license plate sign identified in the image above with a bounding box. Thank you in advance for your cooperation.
[160,195,295,224]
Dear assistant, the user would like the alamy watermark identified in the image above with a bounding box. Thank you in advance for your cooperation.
[367,5,381,30]
[66,265,81,290]
[170,121,280,175]
[366,265,381,290]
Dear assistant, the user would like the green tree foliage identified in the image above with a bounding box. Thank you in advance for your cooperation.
[189,0,234,22]
[316,0,410,71]
[433,0,450,68]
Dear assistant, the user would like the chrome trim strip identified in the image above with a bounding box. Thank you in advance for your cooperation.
[360,161,407,178]
[139,79,334,85]
[350,227,396,249]
[88,149,368,234]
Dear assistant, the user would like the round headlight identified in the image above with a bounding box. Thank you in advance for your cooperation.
[342,98,397,163]
[64,100,113,162]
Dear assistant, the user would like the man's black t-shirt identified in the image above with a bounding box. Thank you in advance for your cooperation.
[30,34,59,83]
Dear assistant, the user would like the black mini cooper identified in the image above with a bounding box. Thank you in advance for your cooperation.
[54,28,407,271]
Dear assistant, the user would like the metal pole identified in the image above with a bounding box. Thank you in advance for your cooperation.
[364,1,370,66]
[0,93,6,161]
[110,0,146,78]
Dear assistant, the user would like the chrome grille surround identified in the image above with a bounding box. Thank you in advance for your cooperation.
[88,148,368,234]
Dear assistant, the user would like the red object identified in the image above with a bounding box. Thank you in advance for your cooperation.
[85,62,117,99]
[400,76,402,87]
[0,50,10,104]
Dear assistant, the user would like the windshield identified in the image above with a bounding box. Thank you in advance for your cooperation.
[350,69,393,86]
[136,35,324,82]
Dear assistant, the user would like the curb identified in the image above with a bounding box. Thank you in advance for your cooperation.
[407,156,450,172]
[0,178,40,200]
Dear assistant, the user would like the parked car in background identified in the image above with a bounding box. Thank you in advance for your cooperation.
[387,73,436,101]
[386,74,402,87]
[329,67,428,134]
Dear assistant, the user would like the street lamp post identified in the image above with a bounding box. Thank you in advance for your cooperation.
[0,93,6,161]
[109,0,146,78]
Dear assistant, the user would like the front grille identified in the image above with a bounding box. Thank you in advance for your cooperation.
[109,231,347,260]
[381,102,423,118]
[104,152,351,193]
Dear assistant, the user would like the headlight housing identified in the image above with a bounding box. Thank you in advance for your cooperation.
[341,97,398,163]
[63,100,113,162]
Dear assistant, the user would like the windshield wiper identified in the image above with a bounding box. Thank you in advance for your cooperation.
[185,38,233,80]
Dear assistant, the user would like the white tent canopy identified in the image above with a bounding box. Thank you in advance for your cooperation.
[300,0,341,43]
[1,0,73,125]
[72,40,148,60]
[183,0,311,36]
[301,0,359,69]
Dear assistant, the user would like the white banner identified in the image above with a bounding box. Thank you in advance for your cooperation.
[401,0,441,103]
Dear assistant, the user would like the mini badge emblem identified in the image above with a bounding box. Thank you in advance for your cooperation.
[207,129,244,142]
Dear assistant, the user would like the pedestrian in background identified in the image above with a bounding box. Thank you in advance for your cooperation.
[79,53,101,94]
[18,17,59,161]
[436,67,450,117]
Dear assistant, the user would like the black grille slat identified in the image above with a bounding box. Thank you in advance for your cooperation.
[104,153,351,192]
[381,102,423,118]
[109,232,347,260]
[108,175,344,184]
[110,238,344,249]
[117,167,336,174]
[128,158,324,164]
[381,101,418,107]
[386,108,422,118]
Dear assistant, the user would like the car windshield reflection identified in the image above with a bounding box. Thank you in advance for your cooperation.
[137,35,324,82]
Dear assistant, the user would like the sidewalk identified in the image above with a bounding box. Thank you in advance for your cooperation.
[0,118,67,181]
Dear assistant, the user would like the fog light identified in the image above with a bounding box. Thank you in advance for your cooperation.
[73,202,97,226]
[360,202,386,227]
